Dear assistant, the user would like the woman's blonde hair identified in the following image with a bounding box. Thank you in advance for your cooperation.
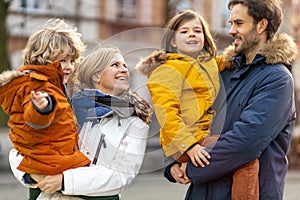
[73,46,152,124]
[77,46,120,90]
[22,18,86,65]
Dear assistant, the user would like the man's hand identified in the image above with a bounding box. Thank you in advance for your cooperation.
[180,162,189,180]
[170,163,191,184]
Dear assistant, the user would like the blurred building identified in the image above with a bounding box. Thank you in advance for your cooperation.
[5,0,300,104]
[7,0,101,69]
[5,0,299,96]
[6,0,299,62]
[6,0,233,69]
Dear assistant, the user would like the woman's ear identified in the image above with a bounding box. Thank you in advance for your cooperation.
[92,73,101,83]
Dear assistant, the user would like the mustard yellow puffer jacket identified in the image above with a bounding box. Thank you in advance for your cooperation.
[136,51,225,157]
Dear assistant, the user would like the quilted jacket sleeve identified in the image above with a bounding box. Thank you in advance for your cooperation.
[62,118,149,196]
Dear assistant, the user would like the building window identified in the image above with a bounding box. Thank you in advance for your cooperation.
[20,0,27,8]
[220,2,230,29]
[117,0,136,20]
[211,0,230,33]
[19,0,41,10]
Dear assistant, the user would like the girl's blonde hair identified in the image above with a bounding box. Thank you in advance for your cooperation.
[73,46,152,124]
[162,9,217,57]
[22,18,86,65]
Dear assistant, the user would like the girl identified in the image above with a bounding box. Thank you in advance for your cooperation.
[136,9,225,166]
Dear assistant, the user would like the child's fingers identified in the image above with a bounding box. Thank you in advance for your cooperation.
[39,98,49,109]
[31,91,48,99]
[35,91,48,98]
[195,157,205,167]
[200,154,210,165]
[30,90,49,109]
[190,157,198,167]
[195,155,208,167]
[30,91,36,99]
[201,149,211,159]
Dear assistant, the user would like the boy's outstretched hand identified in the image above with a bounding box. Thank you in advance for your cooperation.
[30,91,49,110]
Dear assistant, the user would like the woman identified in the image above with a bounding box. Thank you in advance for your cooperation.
[14,46,152,200]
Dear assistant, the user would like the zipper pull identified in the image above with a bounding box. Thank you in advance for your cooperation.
[118,116,121,126]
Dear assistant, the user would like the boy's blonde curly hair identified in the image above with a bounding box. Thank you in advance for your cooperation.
[22,18,86,66]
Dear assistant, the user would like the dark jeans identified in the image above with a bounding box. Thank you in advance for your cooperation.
[29,188,119,200]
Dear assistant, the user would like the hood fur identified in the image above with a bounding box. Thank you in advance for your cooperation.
[135,50,170,77]
[135,33,297,75]
[0,70,24,86]
[224,33,298,69]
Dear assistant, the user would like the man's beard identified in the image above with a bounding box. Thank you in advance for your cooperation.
[234,28,260,55]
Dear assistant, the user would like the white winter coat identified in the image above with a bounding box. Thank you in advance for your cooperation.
[9,114,149,197]
[62,115,149,196]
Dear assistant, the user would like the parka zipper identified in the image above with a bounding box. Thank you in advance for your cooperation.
[92,133,107,165]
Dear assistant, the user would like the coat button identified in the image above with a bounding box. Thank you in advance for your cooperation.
[181,144,185,148]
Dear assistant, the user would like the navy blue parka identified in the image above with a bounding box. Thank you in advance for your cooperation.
[164,33,298,200]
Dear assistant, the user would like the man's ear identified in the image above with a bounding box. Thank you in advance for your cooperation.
[257,18,268,34]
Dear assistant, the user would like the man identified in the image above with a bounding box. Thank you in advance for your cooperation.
[164,0,298,199]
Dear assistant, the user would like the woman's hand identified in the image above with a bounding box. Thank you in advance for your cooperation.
[37,173,63,194]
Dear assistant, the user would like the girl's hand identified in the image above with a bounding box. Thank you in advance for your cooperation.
[30,91,49,110]
[186,144,210,167]
[37,173,63,194]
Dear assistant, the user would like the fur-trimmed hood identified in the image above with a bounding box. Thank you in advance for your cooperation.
[135,51,214,77]
[223,33,298,69]
[135,50,170,77]
[0,62,64,87]
[0,70,24,86]
[0,62,65,114]
[136,33,298,75]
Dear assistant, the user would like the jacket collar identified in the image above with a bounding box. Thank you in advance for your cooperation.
[19,62,64,88]
[135,50,211,77]
[223,33,298,70]
[0,62,63,87]
[81,89,135,119]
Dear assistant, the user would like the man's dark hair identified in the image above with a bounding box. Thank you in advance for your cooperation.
[228,0,282,40]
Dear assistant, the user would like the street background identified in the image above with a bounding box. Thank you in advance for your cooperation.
[1,128,300,200]
[0,166,299,200]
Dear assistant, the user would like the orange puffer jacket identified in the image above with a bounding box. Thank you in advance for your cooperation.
[0,62,90,175]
